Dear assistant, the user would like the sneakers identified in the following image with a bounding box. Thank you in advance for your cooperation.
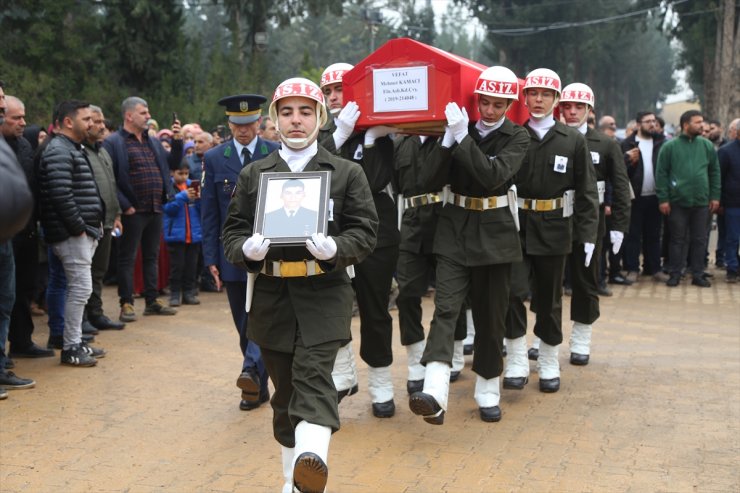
[0,371,36,389]
[120,303,137,323]
[144,299,177,316]
[60,345,98,367]
[727,271,738,283]
[81,341,107,359]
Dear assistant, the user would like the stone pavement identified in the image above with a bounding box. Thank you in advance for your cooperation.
[1,266,738,493]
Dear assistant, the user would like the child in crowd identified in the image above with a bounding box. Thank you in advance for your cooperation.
[163,161,202,307]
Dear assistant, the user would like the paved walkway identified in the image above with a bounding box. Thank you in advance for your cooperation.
[1,265,738,492]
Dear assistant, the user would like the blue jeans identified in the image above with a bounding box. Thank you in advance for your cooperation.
[624,195,663,275]
[725,207,740,274]
[47,248,67,338]
[0,242,16,369]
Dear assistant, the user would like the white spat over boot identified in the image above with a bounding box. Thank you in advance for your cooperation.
[409,361,450,425]
[368,366,395,418]
[474,375,502,422]
[293,421,331,493]
[405,339,426,395]
[331,342,358,403]
[503,336,529,390]
[450,340,465,382]
[569,322,592,366]
[463,309,475,355]
[537,341,561,393]
[281,446,294,493]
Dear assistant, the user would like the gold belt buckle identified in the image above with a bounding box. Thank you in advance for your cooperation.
[465,197,484,211]
[279,260,307,277]
[428,193,441,205]
[534,200,551,211]
[487,196,498,208]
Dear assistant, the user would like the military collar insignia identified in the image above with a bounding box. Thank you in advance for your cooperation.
[224,144,232,158]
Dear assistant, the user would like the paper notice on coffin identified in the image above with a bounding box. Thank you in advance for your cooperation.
[373,66,429,113]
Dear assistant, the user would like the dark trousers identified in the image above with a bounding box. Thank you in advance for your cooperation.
[396,250,467,347]
[624,195,662,275]
[422,254,510,378]
[569,239,601,325]
[9,234,38,350]
[167,242,201,296]
[118,212,163,305]
[715,213,725,264]
[354,245,398,368]
[0,242,16,369]
[261,333,341,448]
[506,254,567,346]
[667,205,709,279]
[223,280,268,394]
[85,228,112,319]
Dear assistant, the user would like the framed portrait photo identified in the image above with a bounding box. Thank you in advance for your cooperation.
[253,171,331,245]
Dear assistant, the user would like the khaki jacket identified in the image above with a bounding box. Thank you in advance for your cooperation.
[222,146,378,352]
[516,120,599,255]
[421,118,529,265]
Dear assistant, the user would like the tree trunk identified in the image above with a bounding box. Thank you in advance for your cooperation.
[716,0,737,126]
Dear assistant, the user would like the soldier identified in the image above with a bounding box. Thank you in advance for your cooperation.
[503,68,599,394]
[201,94,279,411]
[393,134,470,395]
[318,63,400,418]
[222,77,377,493]
[558,83,631,365]
[408,66,529,424]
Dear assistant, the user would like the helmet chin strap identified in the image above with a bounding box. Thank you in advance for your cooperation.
[480,101,513,127]
[527,96,559,120]
[329,107,341,116]
[279,115,321,150]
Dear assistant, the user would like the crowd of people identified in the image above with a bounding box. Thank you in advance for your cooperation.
[0,63,738,492]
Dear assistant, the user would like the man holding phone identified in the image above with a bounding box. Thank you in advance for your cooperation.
[201,94,279,411]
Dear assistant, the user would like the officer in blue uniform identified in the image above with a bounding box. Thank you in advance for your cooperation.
[201,94,280,410]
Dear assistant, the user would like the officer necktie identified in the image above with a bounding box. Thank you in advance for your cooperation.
[241,147,251,165]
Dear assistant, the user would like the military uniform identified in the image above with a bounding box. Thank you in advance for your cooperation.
[319,120,399,371]
[568,127,631,326]
[201,136,279,403]
[221,146,378,446]
[420,119,528,377]
[506,121,599,347]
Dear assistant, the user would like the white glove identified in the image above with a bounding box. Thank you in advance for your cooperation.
[306,232,337,261]
[583,242,595,267]
[441,126,455,148]
[445,102,469,143]
[333,101,360,150]
[364,125,396,146]
[242,233,270,261]
[610,230,624,255]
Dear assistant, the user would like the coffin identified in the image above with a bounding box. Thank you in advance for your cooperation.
[342,38,528,134]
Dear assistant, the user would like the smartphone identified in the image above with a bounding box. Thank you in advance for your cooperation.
[172,112,178,124]
[189,179,201,196]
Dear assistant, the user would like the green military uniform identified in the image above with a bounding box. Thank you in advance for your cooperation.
[506,120,599,346]
[222,146,378,447]
[419,118,528,378]
[569,127,631,324]
[319,119,399,369]
[394,136,467,348]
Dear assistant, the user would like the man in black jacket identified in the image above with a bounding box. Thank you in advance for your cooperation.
[38,100,106,367]
[1,95,55,359]
[621,111,668,283]
[0,82,36,395]
[103,97,182,322]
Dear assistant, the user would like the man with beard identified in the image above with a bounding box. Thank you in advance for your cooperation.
[657,110,720,288]
[621,111,668,283]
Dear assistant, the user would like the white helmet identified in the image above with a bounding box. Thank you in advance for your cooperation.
[320,63,354,89]
[474,66,519,100]
[523,68,562,95]
[560,82,595,108]
[269,78,328,150]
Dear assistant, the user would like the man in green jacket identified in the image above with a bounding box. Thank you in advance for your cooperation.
[656,109,720,287]
[222,77,378,493]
